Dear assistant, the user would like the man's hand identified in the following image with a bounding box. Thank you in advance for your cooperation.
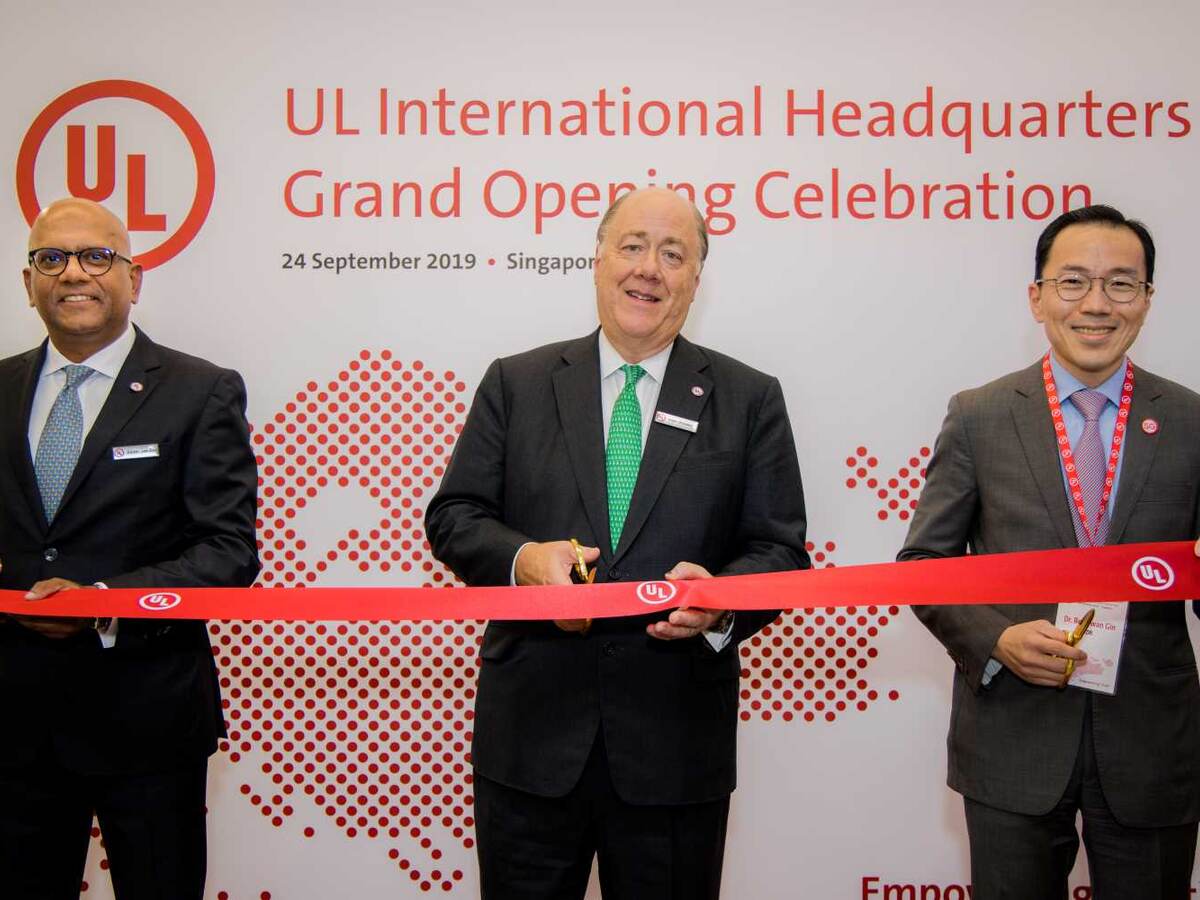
[993,620,1086,687]
[10,579,94,639]
[647,561,727,641]
[514,540,601,633]
[1194,536,1199,557]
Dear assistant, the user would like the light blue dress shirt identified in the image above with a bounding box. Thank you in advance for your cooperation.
[983,353,1130,684]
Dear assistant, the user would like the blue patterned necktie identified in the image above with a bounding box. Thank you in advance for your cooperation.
[606,363,646,551]
[35,364,95,521]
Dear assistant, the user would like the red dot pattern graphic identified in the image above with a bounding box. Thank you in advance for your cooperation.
[211,352,473,893]
[79,821,106,893]
[251,351,465,588]
[844,445,931,522]
[739,541,902,723]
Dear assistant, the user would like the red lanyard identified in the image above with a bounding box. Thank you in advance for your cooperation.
[1041,353,1133,546]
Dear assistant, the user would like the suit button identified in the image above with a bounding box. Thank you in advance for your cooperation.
[43,547,59,562]
[609,568,622,580]
[603,642,617,657]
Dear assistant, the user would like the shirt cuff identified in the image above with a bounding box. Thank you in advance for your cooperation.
[93,582,118,649]
[510,542,535,586]
[702,611,734,652]
[981,656,1002,687]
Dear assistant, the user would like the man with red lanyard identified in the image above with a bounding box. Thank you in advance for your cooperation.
[901,204,1200,899]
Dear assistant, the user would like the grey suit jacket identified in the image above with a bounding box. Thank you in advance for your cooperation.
[425,331,809,804]
[900,360,1200,826]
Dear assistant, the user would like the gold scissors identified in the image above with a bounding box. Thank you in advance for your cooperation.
[569,538,595,584]
[1061,607,1095,684]
[556,538,595,636]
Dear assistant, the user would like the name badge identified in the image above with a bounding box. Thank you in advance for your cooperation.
[653,411,699,433]
[1055,602,1129,695]
[112,443,160,461]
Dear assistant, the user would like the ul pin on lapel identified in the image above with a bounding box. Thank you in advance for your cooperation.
[130,382,144,393]
[1141,418,1159,435]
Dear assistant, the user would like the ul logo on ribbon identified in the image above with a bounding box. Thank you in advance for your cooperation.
[138,591,182,612]
[1130,557,1175,592]
[636,581,678,606]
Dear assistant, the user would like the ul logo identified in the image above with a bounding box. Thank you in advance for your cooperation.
[137,591,182,612]
[1130,556,1175,592]
[636,581,678,606]
[16,80,215,270]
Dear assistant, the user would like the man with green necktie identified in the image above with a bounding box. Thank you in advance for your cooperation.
[427,187,809,899]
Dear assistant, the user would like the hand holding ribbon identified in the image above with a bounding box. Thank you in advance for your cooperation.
[646,562,727,641]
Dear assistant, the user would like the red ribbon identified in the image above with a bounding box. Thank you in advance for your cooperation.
[1,541,1196,622]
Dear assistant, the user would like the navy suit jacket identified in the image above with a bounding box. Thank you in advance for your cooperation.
[426,331,809,805]
[0,328,259,775]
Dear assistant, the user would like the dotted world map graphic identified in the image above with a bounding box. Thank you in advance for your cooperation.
[81,352,931,896]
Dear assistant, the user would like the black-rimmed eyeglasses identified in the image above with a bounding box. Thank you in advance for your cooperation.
[28,247,133,277]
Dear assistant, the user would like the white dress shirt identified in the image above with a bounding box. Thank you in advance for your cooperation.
[27,325,136,648]
[28,326,136,453]
[597,329,672,446]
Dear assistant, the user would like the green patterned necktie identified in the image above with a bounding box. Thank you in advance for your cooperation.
[606,363,646,551]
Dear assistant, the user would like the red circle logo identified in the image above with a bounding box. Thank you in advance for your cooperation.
[636,581,678,605]
[138,591,182,612]
[1130,556,1174,592]
[16,80,215,271]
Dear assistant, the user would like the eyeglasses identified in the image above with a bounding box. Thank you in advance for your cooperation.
[28,247,133,277]
[1035,273,1150,304]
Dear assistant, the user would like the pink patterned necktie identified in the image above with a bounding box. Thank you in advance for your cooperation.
[1068,389,1110,547]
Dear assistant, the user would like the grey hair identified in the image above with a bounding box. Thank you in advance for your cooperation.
[595,189,709,263]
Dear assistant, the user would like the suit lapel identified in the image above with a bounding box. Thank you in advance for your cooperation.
[1009,361,1078,549]
[552,333,612,556]
[1107,365,1162,543]
[5,343,51,533]
[613,336,711,563]
[55,329,162,520]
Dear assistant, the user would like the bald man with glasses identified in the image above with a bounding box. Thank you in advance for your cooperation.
[0,197,259,899]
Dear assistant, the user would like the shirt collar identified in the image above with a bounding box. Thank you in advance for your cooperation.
[597,329,673,385]
[1048,351,1128,409]
[41,325,136,381]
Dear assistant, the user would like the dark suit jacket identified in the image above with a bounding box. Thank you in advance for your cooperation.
[900,361,1200,827]
[0,328,259,776]
[425,331,808,805]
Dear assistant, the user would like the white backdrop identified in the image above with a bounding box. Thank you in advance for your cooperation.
[2,2,1198,897]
